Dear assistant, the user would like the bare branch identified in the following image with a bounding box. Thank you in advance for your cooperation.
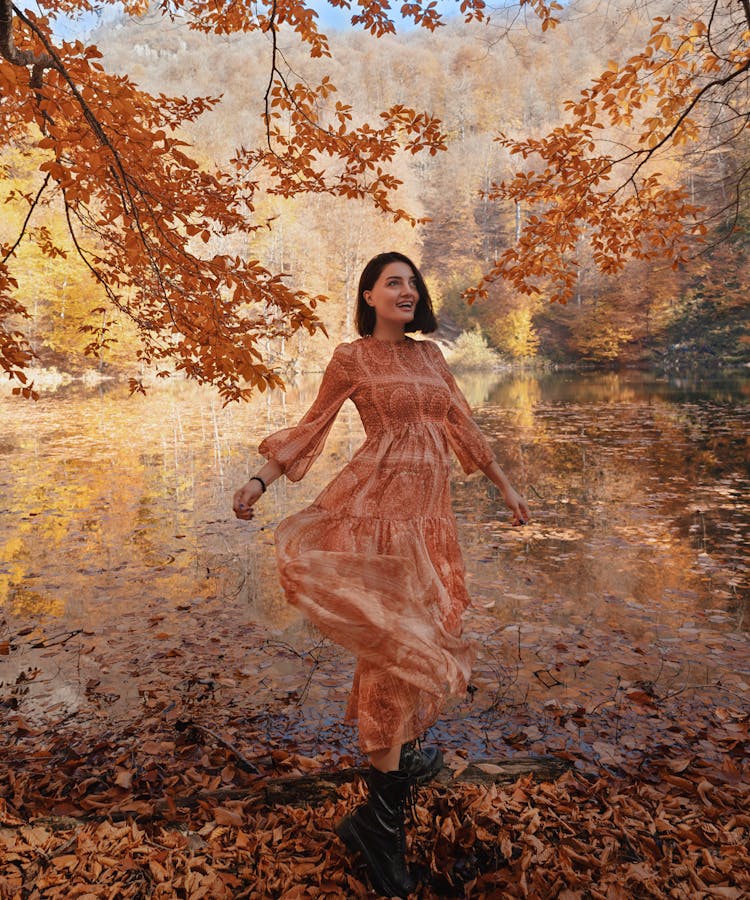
[263,0,280,155]
[62,197,129,316]
[1,172,51,265]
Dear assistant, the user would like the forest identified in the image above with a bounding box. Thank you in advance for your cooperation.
[1,0,749,392]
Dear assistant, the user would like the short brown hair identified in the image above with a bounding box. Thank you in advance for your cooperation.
[355,251,438,337]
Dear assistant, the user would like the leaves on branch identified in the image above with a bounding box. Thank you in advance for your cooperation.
[0,0,455,401]
[2,0,749,394]
[469,6,750,307]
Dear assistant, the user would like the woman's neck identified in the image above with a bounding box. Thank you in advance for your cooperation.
[371,321,407,343]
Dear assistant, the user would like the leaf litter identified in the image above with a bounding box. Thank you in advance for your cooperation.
[1,590,748,898]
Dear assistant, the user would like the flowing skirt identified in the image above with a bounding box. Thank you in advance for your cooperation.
[275,506,474,751]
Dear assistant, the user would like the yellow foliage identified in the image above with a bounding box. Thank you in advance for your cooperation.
[490,307,540,360]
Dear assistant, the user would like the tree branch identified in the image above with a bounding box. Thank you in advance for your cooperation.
[607,57,750,200]
[0,0,53,70]
[1,172,51,265]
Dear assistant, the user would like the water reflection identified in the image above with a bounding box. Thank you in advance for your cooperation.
[0,369,748,728]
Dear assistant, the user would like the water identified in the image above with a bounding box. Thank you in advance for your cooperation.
[1,369,748,750]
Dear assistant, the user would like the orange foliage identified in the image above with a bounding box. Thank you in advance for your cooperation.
[0,0,456,400]
[468,6,750,307]
[2,0,749,395]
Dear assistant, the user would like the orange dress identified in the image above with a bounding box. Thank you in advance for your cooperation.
[259,336,495,752]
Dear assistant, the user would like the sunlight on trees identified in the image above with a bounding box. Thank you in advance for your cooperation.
[1,0,749,396]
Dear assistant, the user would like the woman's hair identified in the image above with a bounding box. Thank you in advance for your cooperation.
[355,251,438,337]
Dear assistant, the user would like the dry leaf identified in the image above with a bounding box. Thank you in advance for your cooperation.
[214,807,243,827]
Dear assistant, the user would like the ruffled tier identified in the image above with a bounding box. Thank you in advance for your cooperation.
[274,506,475,750]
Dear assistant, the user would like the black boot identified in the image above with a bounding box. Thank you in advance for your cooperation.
[399,738,443,786]
[335,767,417,898]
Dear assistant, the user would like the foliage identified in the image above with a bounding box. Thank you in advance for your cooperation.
[570,307,633,362]
[489,306,541,360]
[0,0,457,400]
[2,0,750,394]
[444,326,504,371]
[468,2,750,309]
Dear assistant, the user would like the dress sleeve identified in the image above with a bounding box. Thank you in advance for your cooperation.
[258,343,355,482]
[428,341,495,475]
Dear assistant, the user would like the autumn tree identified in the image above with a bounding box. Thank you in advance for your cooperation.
[470,0,750,312]
[0,0,465,400]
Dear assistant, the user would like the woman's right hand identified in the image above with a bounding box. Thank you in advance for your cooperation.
[232,480,264,520]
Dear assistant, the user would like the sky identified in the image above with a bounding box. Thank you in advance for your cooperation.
[50,0,471,41]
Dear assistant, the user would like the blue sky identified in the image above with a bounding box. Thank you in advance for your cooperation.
[51,0,468,41]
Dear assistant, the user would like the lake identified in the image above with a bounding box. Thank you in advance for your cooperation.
[1,367,748,759]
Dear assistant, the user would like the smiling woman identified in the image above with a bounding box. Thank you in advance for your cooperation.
[356,251,437,342]
[232,250,529,897]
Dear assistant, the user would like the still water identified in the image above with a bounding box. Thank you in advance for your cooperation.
[1,368,748,733]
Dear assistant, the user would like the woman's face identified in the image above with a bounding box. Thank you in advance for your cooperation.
[364,262,419,328]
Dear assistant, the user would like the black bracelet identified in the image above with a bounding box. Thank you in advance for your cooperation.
[249,475,267,493]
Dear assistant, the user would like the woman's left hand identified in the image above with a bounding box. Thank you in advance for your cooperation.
[481,460,531,527]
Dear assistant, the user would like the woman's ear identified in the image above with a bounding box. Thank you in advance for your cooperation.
[364,291,373,305]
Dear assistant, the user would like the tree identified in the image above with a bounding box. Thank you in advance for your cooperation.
[468,0,750,308]
[0,0,461,400]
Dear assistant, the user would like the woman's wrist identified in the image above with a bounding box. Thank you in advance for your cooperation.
[249,475,267,493]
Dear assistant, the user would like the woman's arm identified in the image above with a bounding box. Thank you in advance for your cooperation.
[233,343,355,521]
[480,459,530,527]
[232,458,284,521]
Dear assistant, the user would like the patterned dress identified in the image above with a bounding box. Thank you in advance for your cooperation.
[259,336,495,751]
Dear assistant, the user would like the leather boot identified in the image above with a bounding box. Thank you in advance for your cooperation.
[335,767,417,898]
[399,738,443,786]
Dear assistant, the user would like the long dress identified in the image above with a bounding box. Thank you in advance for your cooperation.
[258,336,495,752]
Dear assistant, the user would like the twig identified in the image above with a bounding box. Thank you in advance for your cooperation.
[29,629,82,649]
[175,719,260,774]
[0,172,51,265]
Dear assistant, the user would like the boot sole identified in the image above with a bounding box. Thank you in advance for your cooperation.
[335,816,415,899]
[412,763,443,786]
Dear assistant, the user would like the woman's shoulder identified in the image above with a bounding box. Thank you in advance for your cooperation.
[322,338,369,357]
[416,338,448,361]
[326,340,359,373]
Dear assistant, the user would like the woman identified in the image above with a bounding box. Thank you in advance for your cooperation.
[233,251,529,898]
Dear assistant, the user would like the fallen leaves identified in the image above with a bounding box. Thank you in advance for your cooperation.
[0,694,748,898]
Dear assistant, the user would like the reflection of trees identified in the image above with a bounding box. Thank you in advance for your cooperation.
[486,375,543,433]
[454,379,748,631]
[455,372,506,408]
[1,371,746,691]
[1,388,227,624]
